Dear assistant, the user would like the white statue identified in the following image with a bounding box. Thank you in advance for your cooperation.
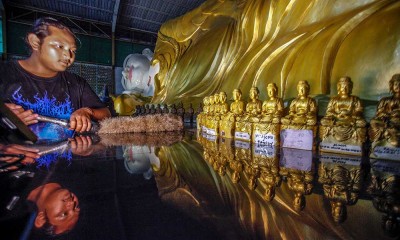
[121,48,159,97]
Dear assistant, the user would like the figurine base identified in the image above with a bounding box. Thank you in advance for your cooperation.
[235,121,253,142]
[219,119,235,138]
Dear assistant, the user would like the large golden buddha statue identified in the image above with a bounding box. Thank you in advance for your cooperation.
[369,74,400,148]
[281,80,317,127]
[320,77,367,144]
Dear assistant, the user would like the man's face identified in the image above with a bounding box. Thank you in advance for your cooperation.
[42,188,80,234]
[37,26,77,73]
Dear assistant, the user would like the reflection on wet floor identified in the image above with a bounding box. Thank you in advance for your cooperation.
[0,130,399,239]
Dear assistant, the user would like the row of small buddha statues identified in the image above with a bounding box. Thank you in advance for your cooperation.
[197,74,400,158]
[133,102,197,124]
[198,134,400,232]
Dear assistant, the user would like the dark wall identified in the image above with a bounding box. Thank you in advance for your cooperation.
[6,22,153,66]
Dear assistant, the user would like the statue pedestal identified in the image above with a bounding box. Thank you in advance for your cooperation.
[280,125,316,150]
[252,123,280,147]
[219,119,235,138]
[207,118,219,136]
[235,121,253,142]
[319,125,366,156]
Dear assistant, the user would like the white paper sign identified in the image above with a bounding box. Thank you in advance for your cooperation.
[372,146,400,161]
[280,148,312,171]
[254,133,275,146]
[319,154,361,166]
[320,142,362,155]
[254,144,276,157]
[235,140,250,149]
[281,129,313,150]
[235,131,251,141]
[207,129,217,136]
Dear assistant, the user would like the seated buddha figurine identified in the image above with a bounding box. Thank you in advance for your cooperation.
[238,87,262,122]
[320,76,367,143]
[218,92,229,116]
[196,96,209,131]
[261,83,284,124]
[281,80,317,126]
[369,74,400,147]
[225,89,245,121]
[219,89,244,138]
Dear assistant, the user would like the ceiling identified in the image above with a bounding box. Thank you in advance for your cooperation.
[2,0,206,46]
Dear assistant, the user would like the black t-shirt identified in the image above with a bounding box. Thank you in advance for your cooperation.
[0,61,106,141]
[0,61,105,120]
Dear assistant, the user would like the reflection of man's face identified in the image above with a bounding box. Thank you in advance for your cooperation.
[42,188,80,234]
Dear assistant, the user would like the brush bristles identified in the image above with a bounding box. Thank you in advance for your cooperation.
[98,114,183,134]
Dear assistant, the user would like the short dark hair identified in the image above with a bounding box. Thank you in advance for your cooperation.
[25,17,78,51]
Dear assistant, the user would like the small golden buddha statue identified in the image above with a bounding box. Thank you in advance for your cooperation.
[261,83,284,123]
[219,89,245,138]
[238,87,262,122]
[252,83,283,145]
[281,80,317,127]
[229,159,243,183]
[320,76,367,144]
[370,74,400,147]
[197,96,209,131]
[218,91,229,115]
[229,89,246,120]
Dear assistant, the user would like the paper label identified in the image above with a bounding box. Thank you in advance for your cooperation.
[319,154,361,166]
[320,142,362,155]
[207,129,217,136]
[254,133,275,146]
[254,144,276,157]
[280,148,312,171]
[372,146,400,161]
[235,140,250,149]
[371,159,400,175]
[235,131,251,141]
[281,129,313,150]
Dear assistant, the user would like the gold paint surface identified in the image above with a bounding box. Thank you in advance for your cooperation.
[152,0,400,105]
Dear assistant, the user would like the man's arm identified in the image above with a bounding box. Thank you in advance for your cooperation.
[69,107,110,132]
[5,103,38,125]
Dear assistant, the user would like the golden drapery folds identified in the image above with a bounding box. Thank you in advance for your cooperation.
[151,0,400,105]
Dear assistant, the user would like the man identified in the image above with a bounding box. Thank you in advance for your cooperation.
[0,17,110,133]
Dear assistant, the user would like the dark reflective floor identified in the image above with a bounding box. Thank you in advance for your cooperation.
[1,129,399,240]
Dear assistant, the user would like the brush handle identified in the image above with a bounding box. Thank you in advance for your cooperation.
[37,115,99,133]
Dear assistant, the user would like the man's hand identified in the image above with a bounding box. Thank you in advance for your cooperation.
[69,108,93,132]
[69,136,94,156]
[0,144,40,165]
[5,103,38,125]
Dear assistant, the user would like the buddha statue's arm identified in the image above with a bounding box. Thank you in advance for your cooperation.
[308,98,318,116]
[277,98,284,116]
[324,98,337,117]
[353,96,364,118]
[374,98,389,119]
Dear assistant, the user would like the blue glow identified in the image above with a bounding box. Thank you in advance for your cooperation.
[36,149,72,169]
[12,87,73,119]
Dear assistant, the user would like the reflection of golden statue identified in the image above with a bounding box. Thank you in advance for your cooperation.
[261,83,284,124]
[281,81,317,127]
[258,156,280,202]
[320,77,367,144]
[367,166,400,237]
[280,167,314,211]
[370,74,400,147]
[318,162,363,223]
